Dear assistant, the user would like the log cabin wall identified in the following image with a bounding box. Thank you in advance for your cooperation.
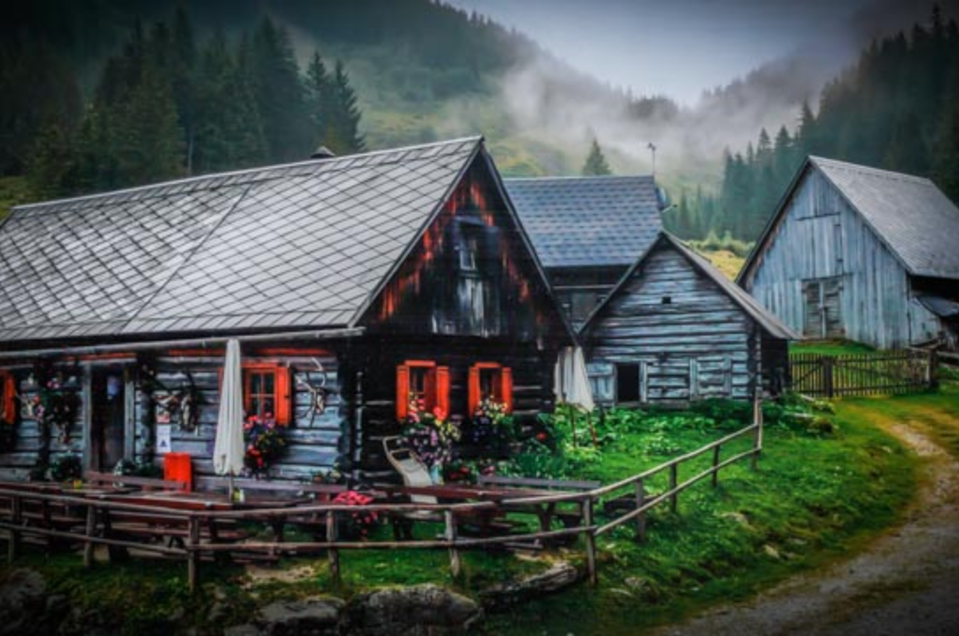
[744,168,942,349]
[585,242,762,406]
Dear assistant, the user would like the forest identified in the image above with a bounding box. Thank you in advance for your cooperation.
[666,5,959,243]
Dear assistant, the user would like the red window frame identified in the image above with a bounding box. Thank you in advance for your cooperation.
[396,360,450,420]
[221,363,292,425]
[0,371,16,423]
[468,362,513,416]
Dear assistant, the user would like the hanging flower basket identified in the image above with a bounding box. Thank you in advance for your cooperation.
[243,415,286,478]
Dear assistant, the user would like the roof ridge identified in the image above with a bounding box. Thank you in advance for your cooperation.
[810,155,932,185]
[13,136,484,213]
[503,174,654,182]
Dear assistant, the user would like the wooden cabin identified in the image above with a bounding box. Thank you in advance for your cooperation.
[0,137,571,484]
[580,233,796,406]
[739,156,959,350]
[504,175,666,330]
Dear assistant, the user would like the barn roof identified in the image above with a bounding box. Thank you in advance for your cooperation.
[503,175,664,269]
[0,137,483,343]
[740,156,959,284]
[583,232,799,340]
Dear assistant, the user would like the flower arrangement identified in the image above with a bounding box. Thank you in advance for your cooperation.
[442,458,501,483]
[401,395,460,469]
[243,415,286,477]
[332,490,379,539]
[29,369,81,445]
[468,397,514,446]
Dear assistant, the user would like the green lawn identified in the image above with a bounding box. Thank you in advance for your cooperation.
[791,340,877,356]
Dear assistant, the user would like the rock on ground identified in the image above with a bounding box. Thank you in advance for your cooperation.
[0,568,68,636]
[345,584,482,635]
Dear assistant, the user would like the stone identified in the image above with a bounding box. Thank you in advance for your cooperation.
[479,561,581,611]
[0,568,66,636]
[224,625,264,636]
[345,584,482,635]
[255,597,345,635]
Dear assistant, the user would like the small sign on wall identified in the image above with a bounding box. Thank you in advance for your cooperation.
[156,425,172,455]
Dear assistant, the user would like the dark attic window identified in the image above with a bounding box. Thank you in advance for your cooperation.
[615,363,640,403]
[661,296,672,305]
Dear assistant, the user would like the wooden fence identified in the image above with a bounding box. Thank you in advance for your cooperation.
[0,406,764,590]
[789,349,936,398]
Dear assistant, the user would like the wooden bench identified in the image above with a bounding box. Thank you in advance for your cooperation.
[85,471,187,492]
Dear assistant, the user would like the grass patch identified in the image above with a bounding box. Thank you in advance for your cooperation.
[791,339,876,356]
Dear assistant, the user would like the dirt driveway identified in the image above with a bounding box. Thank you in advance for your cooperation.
[655,420,959,635]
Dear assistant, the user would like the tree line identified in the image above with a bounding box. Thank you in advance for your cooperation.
[668,5,959,243]
[5,7,365,200]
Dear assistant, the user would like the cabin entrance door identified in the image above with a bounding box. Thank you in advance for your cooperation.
[802,278,844,338]
[90,367,129,472]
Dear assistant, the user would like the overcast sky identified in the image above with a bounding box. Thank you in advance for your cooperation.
[445,0,946,104]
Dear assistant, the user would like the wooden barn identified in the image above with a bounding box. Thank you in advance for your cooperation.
[504,175,666,329]
[579,233,796,406]
[0,137,571,484]
[739,156,959,350]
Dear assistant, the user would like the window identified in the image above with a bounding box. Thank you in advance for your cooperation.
[661,296,672,305]
[468,362,513,415]
[0,371,16,424]
[615,363,640,403]
[396,361,450,420]
[222,364,292,425]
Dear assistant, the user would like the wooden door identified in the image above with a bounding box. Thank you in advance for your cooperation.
[803,278,844,338]
[91,369,127,472]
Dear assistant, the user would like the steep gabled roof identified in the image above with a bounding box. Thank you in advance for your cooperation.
[582,232,798,340]
[0,137,483,343]
[739,156,959,285]
[503,175,664,269]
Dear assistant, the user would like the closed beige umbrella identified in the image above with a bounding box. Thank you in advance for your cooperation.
[214,339,245,496]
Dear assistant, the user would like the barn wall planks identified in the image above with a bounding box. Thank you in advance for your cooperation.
[585,242,761,405]
[746,168,941,349]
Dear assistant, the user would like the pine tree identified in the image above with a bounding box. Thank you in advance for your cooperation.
[305,51,331,144]
[581,138,612,176]
[324,60,365,154]
[933,69,959,201]
[26,120,78,198]
[172,6,198,173]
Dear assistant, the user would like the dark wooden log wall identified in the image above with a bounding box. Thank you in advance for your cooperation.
[348,336,558,480]
[585,243,761,405]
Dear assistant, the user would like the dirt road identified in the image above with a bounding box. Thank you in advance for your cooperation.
[655,421,959,636]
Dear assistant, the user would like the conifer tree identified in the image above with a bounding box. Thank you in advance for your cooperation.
[305,51,332,148]
[324,60,365,154]
[581,138,612,176]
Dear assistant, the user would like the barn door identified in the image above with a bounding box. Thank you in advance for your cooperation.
[803,278,844,338]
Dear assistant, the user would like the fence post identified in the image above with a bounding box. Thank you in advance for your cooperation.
[7,495,20,562]
[751,392,763,470]
[929,349,938,389]
[445,510,461,579]
[669,464,678,513]
[326,510,340,584]
[634,479,646,543]
[187,516,200,593]
[712,445,721,487]
[824,356,834,398]
[83,504,96,567]
[583,497,598,585]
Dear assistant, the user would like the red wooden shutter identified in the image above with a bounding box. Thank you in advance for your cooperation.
[396,364,410,421]
[275,366,292,425]
[501,367,513,413]
[436,366,451,416]
[468,366,481,416]
[1,372,16,423]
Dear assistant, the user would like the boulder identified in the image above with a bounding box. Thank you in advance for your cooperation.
[345,585,481,635]
[254,597,345,636]
[0,568,67,636]
[479,561,581,611]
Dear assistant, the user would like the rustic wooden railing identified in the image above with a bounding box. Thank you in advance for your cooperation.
[0,405,764,590]
[789,349,936,398]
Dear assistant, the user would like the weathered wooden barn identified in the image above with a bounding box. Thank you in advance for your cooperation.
[503,175,666,329]
[738,156,959,350]
[579,233,796,406]
[0,137,571,484]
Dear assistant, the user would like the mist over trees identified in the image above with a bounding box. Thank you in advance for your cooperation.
[581,139,612,176]
[7,7,365,199]
[668,5,959,243]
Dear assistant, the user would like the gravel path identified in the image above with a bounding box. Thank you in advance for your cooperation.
[654,421,959,636]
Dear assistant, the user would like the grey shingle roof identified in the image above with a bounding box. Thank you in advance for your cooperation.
[0,137,481,343]
[812,157,959,279]
[503,175,663,269]
[582,232,798,340]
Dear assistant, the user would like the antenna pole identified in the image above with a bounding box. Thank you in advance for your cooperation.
[647,142,657,177]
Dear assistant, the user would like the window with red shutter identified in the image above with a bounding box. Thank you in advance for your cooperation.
[468,363,513,415]
[396,361,449,421]
[229,364,293,425]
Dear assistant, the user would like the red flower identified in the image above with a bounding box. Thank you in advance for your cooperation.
[536,432,549,442]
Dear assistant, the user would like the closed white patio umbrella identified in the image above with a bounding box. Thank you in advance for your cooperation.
[214,339,245,496]
[554,346,595,412]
